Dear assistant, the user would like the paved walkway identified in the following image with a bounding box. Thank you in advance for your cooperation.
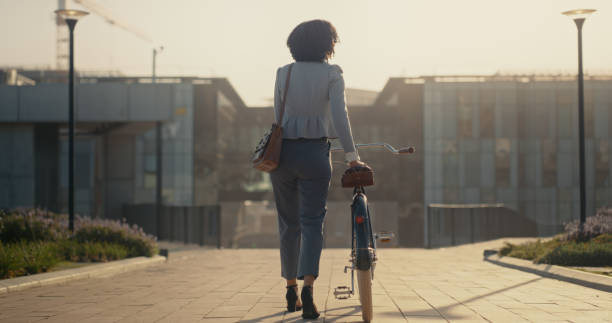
[1,239,610,322]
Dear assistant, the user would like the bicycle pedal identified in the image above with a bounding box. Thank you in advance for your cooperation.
[334,286,352,299]
[376,231,395,242]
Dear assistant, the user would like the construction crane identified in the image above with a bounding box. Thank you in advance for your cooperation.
[55,0,153,70]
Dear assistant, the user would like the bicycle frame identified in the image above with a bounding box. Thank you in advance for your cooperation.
[333,142,413,300]
[330,142,415,155]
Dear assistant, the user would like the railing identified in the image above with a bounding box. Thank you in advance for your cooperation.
[426,204,538,248]
[123,204,221,248]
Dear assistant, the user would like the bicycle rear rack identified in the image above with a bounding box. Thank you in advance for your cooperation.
[334,264,355,299]
[333,285,353,299]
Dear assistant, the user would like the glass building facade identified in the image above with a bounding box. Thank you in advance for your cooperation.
[2,72,611,247]
[422,76,612,237]
[134,84,195,206]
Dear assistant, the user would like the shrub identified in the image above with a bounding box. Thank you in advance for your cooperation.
[499,234,612,267]
[564,208,612,242]
[0,241,61,279]
[499,242,513,257]
[0,209,67,243]
[0,208,159,279]
[73,217,157,257]
[500,239,561,262]
[0,209,158,279]
[0,209,158,258]
[58,240,129,262]
[538,238,612,267]
[0,241,22,278]
[592,233,612,244]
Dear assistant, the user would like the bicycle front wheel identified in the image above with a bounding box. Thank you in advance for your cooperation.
[357,269,373,322]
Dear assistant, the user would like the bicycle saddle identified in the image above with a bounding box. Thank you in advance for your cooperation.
[341,165,374,188]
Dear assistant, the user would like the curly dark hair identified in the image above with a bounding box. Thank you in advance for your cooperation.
[287,20,338,62]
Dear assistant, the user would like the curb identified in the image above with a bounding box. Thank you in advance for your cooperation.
[484,251,612,293]
[0,255,166,295]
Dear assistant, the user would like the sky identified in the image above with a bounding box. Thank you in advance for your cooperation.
[1,0,611,106]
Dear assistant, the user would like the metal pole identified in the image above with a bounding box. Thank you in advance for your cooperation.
[217,209,222,249]
[575,18,586,226]
[66,19,76,232]
[152,48,157,82]
[153,48,163,238]
[426,206,430,248]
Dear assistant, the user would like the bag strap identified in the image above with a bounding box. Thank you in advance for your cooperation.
[277,63,293,124]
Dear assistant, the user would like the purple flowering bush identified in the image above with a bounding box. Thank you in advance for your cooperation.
[0,209,158,279]
[563,208,612,242]
[0,208,68,243]
[500,208,612,266]
[73,216,157,257]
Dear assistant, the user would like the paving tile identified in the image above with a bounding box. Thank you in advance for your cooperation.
[404,317,446,322]
[0,239,609,322]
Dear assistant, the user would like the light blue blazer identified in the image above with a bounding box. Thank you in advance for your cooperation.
[274,61,359,160]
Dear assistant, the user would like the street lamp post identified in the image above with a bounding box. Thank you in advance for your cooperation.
[152,46,164,238]
[55,9,89,232]
[152,46,163,82]
[562,9,596,227]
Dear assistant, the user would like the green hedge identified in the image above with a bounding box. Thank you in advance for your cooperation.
[539,240,612,266]
[0,241,61,278]
[58,240,130,263]
[500,234,612,267]
[0,240,134,279]
[74,225,156,258]
[0,209,158,279]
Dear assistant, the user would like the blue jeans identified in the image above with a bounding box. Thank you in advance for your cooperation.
[270,138,332,280]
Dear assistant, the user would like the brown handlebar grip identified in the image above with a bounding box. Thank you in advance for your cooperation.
[399,147,415,154]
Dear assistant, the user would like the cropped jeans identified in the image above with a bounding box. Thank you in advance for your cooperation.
[270,138,332,280]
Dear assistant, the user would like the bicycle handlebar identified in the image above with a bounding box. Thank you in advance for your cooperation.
[330,143,415,155]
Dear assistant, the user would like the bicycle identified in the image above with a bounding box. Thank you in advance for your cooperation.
[331,143,415,323]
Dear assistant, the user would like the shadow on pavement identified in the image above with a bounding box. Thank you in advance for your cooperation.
[399,277,543,320]
[242,278,543,322]
[238,310,285,323]
[323,305,361,321]
[485,256,612,293]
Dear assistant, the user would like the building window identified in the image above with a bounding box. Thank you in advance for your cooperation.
[457,90,473,138]
[495,138,511,187]
[557,92,573,139]
[541,139,557,187]
[519,153,527,187]
[465,152,480,187]
[143,154,156,189]
[479,89,495,138]
[609,103,612,137]
[443,153,458,188]
[596,140,609,187]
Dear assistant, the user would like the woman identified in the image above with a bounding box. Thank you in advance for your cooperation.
[270,19,366,319]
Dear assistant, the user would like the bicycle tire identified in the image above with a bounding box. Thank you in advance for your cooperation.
[357,269,373,322]
[352,191,375,322]
[352,192,372,270]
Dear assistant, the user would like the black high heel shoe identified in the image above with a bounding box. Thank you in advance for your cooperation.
[286,285,302,312]
[301,285,320,319]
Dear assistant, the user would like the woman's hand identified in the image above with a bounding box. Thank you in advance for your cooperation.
[349,160,367,168]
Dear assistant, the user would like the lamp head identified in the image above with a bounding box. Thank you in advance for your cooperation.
[562,9,596,20]
[55,9,89,20]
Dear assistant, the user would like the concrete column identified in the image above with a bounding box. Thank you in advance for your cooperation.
[104,133,135,219]
[34,124,59,212]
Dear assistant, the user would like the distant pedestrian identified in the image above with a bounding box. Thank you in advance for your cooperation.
[271,19,366,319]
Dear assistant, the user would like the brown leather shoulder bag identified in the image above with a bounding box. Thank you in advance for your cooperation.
[251,64,293,172]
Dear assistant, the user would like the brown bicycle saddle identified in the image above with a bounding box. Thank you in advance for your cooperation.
[341,164,374,188]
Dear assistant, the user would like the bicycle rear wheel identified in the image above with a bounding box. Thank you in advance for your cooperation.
[357,269,373,322]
